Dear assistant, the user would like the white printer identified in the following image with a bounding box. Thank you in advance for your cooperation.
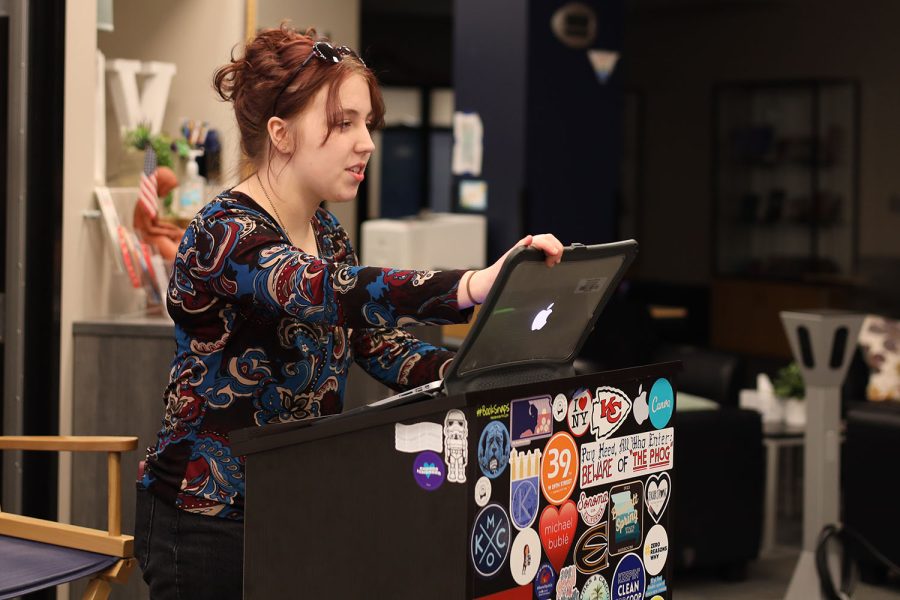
[361,213,487,271]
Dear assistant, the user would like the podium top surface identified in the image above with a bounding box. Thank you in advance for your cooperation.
[231,361,680,458]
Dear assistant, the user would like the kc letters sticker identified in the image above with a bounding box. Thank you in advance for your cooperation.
[579,428,674,489]
[590,386,632,440]
[471,504,512,578]
[509,448,542,530]
[510,395,553,446]
[609,481,644,556]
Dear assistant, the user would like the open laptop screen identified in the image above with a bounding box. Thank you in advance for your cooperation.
[455,252,627,377]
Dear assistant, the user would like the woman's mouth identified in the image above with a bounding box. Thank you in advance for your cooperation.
[346,164,365,183]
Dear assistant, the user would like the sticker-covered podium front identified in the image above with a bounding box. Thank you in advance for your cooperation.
[469,376,675,600]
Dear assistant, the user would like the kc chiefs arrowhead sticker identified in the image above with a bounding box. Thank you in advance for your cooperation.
[589,386,632,440]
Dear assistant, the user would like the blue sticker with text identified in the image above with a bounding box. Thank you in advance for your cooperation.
[611,552,645,600]
[648,378,674,429]
[412,451,445,491]
[470,503,511,577]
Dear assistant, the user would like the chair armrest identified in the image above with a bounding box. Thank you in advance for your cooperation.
[0,436,137,452]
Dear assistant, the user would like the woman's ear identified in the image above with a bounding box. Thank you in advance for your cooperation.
[266,116,292,154]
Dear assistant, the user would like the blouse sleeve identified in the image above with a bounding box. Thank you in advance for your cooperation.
[169,201,472,329]
[350,328,456,392]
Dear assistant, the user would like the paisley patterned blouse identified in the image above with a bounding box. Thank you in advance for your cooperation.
[140,189,471,519]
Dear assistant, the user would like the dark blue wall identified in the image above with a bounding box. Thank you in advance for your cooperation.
[454,0,623,258]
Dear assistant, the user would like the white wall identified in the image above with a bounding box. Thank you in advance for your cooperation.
[99,0,245,187]
[625,0,900,283]
[256,0,362,243]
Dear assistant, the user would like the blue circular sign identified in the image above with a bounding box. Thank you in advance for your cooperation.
[412,451,445,491]
[477,420,512,479]
[648,378,674,429]
[534,562,556,600]
[611,552,645,600]
[470,503,511,577]
[511,478,539,529]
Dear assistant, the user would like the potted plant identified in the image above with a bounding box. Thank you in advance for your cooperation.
[774,362,806,427]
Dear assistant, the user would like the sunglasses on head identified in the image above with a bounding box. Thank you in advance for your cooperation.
[272,41,365,116]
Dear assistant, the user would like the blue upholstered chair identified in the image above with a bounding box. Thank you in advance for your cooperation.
[0,436,138,600]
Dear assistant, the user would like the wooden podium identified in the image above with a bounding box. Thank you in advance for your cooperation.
[231,362,679,599]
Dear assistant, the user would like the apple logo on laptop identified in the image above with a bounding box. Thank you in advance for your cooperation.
[531,303,554,331]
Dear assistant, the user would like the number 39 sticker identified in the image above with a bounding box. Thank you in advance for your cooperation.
[540,432,579,505]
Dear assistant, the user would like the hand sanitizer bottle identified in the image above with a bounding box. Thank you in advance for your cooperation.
[179,150,206,218]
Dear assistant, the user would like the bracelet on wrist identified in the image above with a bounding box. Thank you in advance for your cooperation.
[465,271,481,306]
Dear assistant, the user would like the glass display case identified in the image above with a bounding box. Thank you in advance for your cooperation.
[713,81,859,279]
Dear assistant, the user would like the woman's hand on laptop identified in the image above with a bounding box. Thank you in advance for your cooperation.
[460,234,563,308]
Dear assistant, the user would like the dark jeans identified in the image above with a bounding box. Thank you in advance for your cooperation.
[134,485,244,599]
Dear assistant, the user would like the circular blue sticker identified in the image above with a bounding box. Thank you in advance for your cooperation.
[477,420,512,479]
[412,451,445,491]
[511,477,539,530]
[611,552,645,600]
[534,562,556,600]
[648,378,674,429]
[471,503,511,577]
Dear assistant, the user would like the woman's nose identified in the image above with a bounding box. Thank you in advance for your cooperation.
[357,128,375,154]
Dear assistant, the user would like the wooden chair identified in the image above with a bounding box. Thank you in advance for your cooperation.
[0,436,138,600]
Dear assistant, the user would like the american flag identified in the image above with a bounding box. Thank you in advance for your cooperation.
[137,147,159,218]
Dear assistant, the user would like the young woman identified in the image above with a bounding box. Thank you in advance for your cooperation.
[134,25,563,599]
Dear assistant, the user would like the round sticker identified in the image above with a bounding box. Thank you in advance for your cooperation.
[534,561,556,599]
[471,504,511,577]
[553,394,568,422]
[648,378,674,429]
[510,528,542,585]
[611,553,645,600]
[567,387,592,437]
[540,432,579,505]
[581,573,610,600]
[478,420,512,479]
[412,451,445,491]
[643,524,669,576]
[475,476,492,507]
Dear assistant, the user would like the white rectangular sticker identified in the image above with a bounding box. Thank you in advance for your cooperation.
[395,422,443,453]
[579,427,674,489]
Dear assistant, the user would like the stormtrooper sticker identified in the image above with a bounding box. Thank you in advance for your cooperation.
[444,409,469,483]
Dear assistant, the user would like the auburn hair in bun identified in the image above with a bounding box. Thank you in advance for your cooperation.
[213,24,385,171]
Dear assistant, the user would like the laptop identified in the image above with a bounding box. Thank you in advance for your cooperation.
[363,239,639,410]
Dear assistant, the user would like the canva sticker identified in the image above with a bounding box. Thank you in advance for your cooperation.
[509,527,541,585]
[645,472,671,523]
[478,420,512,479]
[511,395,553,446]
[510,448,542,530]
[412,451,445,491]
[611,553,645,600]
[590,387,632,440]
[539,500,577,572]
[580,574,610,600]
[540,432,579,505]
[567,387,592,437]
[444,409,469,483]
[471,504,511,577]
[648,378,674,429]
[609,481,643,556]
[643,524,669,576]
[534,562,556,600]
